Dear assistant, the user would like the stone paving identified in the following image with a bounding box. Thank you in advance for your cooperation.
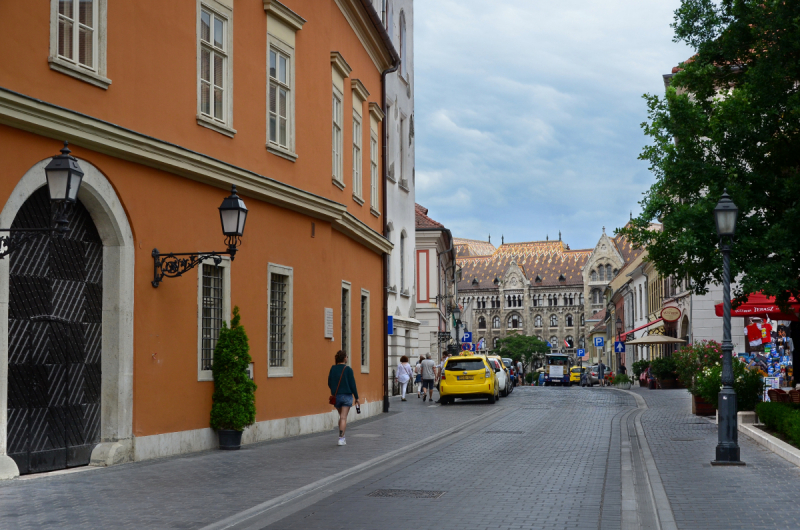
[4,385,800,530]
[633,387,800,530]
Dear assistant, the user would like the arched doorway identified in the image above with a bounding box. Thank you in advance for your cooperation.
[7,188,102,474]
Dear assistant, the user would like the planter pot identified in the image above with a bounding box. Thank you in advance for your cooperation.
[218,429,243,450]
[615,382,632,390]
[657,378,677,390]
[692,395,716,416]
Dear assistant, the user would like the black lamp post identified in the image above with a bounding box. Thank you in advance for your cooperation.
[0,141,84,259]
[452,303,462,345]
[712,189,743,465]
[152,184,248,287]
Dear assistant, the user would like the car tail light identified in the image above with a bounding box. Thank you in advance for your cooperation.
[441,372,446,380]
[485,367,491,378]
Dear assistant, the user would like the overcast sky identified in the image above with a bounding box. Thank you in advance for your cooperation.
[413,0,694,251]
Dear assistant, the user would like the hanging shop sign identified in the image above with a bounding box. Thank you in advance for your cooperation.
[661,307,682,322]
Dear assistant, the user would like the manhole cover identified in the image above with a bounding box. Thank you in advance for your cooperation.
[367,489,446,499]
[485,431,524,434]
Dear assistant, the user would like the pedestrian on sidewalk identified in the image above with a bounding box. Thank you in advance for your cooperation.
[328,350,359,446]
[420,353,437,402]
[415,355,424,398]
[619,363,627,376]
[598,360,606,387]
[397,355,413,401]
[517,360,524,386]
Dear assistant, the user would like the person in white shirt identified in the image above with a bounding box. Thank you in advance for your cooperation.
[397,355,413,401]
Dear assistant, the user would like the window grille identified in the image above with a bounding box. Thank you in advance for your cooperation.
[201,264,224,371]
[269,48,290,147]
[361,294,367,366]
[269,273,289,367]
[200,9,227,121]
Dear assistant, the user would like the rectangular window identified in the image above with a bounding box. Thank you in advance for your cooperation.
[360,290,370,372]
[400,235,405,293]
[341,282,351,364]
[399,116,405,184]
[268,264,294,377]
[370,133,379,212]
[268,41,294,155]
[352,114,363,200]
[198,260,231,381]
[332,88,344,185]
[49,0,109,88]
[197,1,234,136]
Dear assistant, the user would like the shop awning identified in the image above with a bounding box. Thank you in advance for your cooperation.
[620,318,664,341]
[626,335,687,346]
[714,292,800,321]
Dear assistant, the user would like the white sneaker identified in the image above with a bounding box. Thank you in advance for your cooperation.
[338,437,346,446]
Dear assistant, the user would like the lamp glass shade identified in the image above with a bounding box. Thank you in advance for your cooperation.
[452,306,461,320]
[45,169,70,200]
[616,318,623,333]
[218,186,248,237]
[67,172,83,201]
[714,191,738,237]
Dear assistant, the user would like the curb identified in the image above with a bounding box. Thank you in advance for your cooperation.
[738,423,800,468]
[201,405,506,530]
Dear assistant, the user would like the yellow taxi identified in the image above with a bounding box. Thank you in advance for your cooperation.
[439,354,498,405]
[570,366,584,386]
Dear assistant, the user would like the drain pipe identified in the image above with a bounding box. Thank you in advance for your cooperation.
[373,6,400,414]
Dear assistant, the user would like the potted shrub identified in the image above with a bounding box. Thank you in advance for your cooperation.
[632,360,650,387]
[673,340,723,415]
[649,356,678,389]
[695,359,764,412]
[613,373,633,390]
[210,307,257,450]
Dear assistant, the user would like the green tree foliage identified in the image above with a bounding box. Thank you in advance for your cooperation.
[493,334,550,372]
[210,307,257,432]
[620,0,800,307]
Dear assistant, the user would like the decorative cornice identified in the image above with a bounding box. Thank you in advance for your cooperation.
[368,102,385,122]
[333,0,394,72]
[350,79,370,102]
[330,52,352,79]
[0,87,391,255]
[263,0,306,31]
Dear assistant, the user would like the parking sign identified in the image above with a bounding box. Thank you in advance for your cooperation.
[576,348,586,357]
[594,337,604,348]
[462,331,472,343]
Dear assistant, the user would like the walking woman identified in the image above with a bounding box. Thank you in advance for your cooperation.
[328,350,359,446]
[415,355,424,398]
[397,355,413,401]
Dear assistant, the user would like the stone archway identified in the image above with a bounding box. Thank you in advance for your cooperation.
[0,157,134,479]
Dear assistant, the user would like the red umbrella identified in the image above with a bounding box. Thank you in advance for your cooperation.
[714,292,800,321]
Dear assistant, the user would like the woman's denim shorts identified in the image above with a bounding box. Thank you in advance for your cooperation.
[335,394,353,408]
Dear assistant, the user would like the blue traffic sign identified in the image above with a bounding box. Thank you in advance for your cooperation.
[594,337,604,348]
[576,348,586,357]
[387,315,393,335]
[614,341,626,353]
[462,331,473,343]
[461,342,475,351]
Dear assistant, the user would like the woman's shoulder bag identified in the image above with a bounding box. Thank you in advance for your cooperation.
[329,365,345,405]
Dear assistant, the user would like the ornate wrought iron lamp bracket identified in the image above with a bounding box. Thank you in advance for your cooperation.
[151,236,241,288]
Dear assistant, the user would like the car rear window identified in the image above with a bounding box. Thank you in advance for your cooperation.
[446,360,486,371]
[502,360,511,367]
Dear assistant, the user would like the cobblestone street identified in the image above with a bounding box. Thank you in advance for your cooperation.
[3,387,800,530]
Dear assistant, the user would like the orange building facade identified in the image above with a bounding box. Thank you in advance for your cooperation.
[0,0,395,477]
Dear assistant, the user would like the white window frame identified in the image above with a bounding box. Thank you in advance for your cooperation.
[341,281,352,365]
[370,132,379,214]
[267,263,294,377]
[197,258,231,381]
[332,86,344,187]
[267,35,297,161]
[398,114,406,188]
[352,112,363,203]
[49,0,110,89]
[360,289,370,373]
[197,1,236,137]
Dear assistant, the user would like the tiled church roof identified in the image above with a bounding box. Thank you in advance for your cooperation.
[457,240,592,290]
[415,203,444,229]
[454,238,496,258]
[611,232,642,266]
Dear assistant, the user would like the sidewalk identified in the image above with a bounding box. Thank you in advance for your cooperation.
[633,387,800,530]
[0,397,491,530]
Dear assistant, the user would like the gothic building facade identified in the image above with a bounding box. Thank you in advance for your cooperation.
[455,231,642,356]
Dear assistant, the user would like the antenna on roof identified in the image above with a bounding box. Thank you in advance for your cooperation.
[501,235,504,245]
[488,234,491,244]
[630,211,633,220]
[602,226,606,235]
[546,234,548,241]
[559,231,561,241]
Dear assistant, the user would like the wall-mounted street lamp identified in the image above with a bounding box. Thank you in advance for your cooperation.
[0,141,84,259]
[712,189,742,466]
[152,185,248,287]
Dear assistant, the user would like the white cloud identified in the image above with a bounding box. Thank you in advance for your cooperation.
[414,0,693,249]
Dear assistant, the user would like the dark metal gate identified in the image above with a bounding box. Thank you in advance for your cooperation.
[7,188,102,475]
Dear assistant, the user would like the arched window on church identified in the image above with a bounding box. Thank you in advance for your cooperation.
[581,314,585,326]
[606,264,612,279]
[565,336,574,348]
[566,314,574,327]
[508,315,520,329]
[591,270,597,281]
[579,293,584,305]
[492,316,500,329]
[550,314,558,326]
[598,266,605,281]
[535,315,543,327]
[549,336,559,348]
[478,316,486,329]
